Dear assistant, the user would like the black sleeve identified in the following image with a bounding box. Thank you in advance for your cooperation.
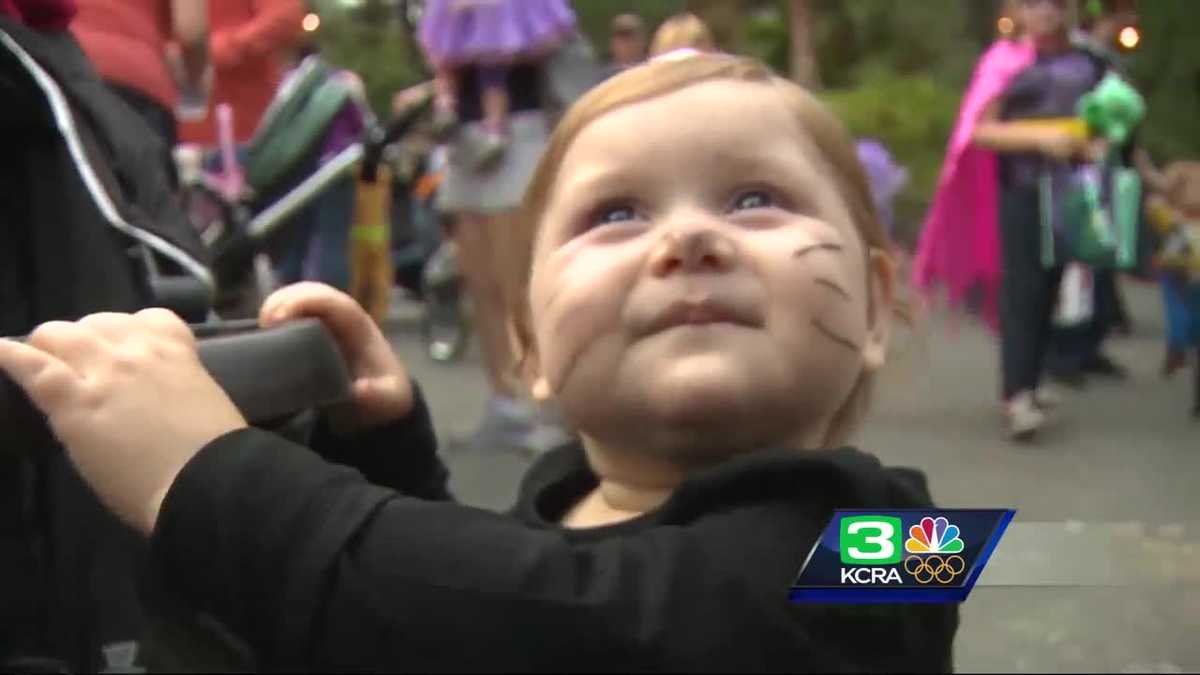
[307,382,451,501]
[150,435,956,672]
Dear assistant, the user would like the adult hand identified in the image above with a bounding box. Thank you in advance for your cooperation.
[1084,138,1110,164]
[260,283,414,435]
[0,310,247,535]
[1038,131,1087,163]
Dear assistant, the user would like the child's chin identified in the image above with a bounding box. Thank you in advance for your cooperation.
[644,359,759,423]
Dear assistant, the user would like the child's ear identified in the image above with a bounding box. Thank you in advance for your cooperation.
[506,317,553,402]
[860,248,896,374]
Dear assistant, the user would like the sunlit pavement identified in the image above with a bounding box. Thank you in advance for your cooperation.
[386,279,1198,673]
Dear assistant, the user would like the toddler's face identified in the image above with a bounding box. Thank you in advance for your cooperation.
[1167,164,1200,218]
[527,80,890,457]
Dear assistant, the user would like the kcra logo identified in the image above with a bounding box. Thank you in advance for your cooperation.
[840,515,964,584]
[790,509,1013,604]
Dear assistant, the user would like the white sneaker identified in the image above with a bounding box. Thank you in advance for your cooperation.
[1006,391,1045,441]
[1034,385,1063,410]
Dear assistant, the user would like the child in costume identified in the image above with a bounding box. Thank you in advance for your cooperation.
[1140,155,1200,413]
[0,54,958,671]
[911,1,1035,331]
[349,154,395,326]
[418,0,576,167]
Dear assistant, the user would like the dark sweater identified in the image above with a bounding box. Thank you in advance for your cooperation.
[147,390,958,672]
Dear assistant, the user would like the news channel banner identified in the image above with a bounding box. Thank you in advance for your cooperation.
[790,509,1015,604]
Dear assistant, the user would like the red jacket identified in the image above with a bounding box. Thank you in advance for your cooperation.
[70,0,176,109]
[178,0,305,145]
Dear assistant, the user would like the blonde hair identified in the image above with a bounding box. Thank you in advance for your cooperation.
[509,54,896,446]
[649,12,716,57]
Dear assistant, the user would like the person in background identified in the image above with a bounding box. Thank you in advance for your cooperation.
[1072,0,1138,67]
[418,4,574,455]
[1138,154,1200,398]
[179,0,305,145]
[419,0,576,169]
[606,12,646,75]
[350,150,395,326]
[1043,0,1140,386]
[273,44,366,292]
[972,0,1114,440]
[912,0,1034,335]
[648,12,716,58]
[71,0,209,186]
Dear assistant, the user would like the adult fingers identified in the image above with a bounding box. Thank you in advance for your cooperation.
[0,337,80,411]
[135,308,195,345]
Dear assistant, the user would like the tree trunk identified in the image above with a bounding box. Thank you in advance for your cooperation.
[789,0,820,88]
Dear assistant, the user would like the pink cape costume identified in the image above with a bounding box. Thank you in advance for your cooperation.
[912,38,1036,332]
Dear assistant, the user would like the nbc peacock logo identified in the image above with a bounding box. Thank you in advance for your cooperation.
[903,516,966,584]
[905,516,964,554]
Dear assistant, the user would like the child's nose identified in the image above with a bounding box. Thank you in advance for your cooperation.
[648,223,737,278]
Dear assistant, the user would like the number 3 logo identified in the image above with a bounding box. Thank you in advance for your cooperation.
[840,516,903,565]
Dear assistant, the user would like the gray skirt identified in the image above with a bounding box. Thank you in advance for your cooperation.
[437,110,552,215]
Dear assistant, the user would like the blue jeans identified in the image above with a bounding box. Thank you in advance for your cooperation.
[1162,275,1200,350]
[276,175,355,291]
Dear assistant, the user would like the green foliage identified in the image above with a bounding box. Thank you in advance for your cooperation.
[821,71,962,244]
[302,0,1200,240]
[737,4,789,73]
[1125,0,1200,163]
[310,2,424,118]
[572,0,684,59]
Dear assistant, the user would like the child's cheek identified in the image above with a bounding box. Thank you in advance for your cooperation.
[764,231,869,352]
[530,248,636,393]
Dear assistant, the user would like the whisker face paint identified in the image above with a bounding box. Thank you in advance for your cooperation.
[811,319,860,353]
[814,278,852,302]
[794,242,844,258]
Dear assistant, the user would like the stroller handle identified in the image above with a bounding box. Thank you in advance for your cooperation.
[246,143,364,241]
[244,91,433,243]
[0,319,353,455]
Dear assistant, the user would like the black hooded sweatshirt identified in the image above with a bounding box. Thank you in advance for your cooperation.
[146,389,959,672]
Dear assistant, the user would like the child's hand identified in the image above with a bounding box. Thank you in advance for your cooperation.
[260,283,414,435]
[0,309,247,534]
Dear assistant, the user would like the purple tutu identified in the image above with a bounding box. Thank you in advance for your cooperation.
[419,0,577,69]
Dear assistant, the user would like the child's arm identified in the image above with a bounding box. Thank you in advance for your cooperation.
[149,439,955,671]
[306,381,452,501]
[972,98,1088,160]
[260,283,450,499]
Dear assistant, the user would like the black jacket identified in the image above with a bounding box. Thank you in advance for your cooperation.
[148,389,958,672]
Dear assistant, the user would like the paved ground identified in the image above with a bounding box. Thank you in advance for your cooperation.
[384,279,1198,673]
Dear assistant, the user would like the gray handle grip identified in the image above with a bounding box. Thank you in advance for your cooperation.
[0,319,352,456]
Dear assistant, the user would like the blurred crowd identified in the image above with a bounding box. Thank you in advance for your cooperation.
[5,0,1196,448]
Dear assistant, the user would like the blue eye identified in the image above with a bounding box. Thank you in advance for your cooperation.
[592,204,638,227]
[731,190,775,212]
